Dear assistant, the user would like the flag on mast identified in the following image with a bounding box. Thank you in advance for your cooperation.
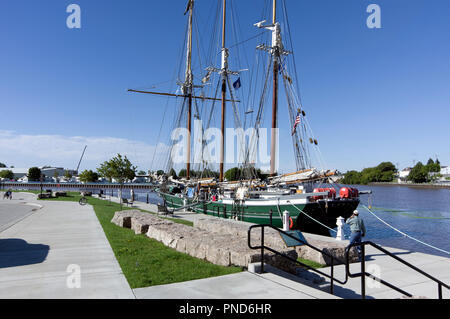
[233,77,241,90]
[292,111,301,136]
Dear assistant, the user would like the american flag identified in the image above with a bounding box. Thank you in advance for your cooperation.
[292,112,301,136]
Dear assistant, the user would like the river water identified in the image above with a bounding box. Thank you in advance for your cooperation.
[349,184,450,257]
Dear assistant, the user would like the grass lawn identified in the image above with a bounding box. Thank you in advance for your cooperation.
[39,192,243,288]
[298,258,324,269]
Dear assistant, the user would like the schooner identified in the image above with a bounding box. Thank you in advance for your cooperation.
[129,0,360,236]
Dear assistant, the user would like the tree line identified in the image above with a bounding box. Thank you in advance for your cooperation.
[340,158,441,185]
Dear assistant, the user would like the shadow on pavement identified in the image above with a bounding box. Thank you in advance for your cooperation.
[0,239,49,268]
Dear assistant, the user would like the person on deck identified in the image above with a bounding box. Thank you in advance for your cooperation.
[346,210,366,260]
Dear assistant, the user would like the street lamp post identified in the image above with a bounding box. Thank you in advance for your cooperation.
[40,174,44,196]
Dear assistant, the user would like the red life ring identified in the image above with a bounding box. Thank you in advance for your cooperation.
[289,217,294,230]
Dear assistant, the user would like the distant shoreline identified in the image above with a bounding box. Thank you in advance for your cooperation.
[367,182,450,189]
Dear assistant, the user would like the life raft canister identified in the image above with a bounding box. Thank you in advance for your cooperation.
[339,187,359,199]
[339,187,351,199]
[313,187,337,200]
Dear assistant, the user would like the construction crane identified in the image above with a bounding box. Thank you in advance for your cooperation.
[76,145,87,175]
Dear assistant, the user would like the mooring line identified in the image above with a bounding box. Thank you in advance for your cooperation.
[288,202,337,234]
[361,204,450,255]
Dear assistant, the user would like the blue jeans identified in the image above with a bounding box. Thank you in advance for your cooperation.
[348,231,363,257]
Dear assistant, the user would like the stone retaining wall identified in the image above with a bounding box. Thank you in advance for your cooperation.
[194,217,359,265]
[111,210,298,273]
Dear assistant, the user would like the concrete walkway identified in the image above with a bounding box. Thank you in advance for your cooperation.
[0,192,135,298]
[133,270,338,299]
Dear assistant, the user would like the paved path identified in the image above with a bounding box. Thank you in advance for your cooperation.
[0,197,40,233]
[133,271,338,299]
[0,192,135,298]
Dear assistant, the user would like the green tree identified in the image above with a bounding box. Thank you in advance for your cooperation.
[137,170,147,176]
[156,170,165,176]
[168,168,177,179]
[64,170,73,179]
[0,163,6,168]
[178,169,187,178]
[0,170,14,180]
[97,154,137,184]
[341,161,397,185]
[28,167,42,182]
[79,170,99,183]
[426,158,440,173]
[408,162,428,183]
[341,170,362,185]
[376,162,397,182]
[225,167,241,181]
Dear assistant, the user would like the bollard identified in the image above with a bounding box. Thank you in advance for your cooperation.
[282,211,290,232]
[336,216,345,241]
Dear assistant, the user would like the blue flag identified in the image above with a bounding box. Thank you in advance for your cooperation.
[233,77,241,90]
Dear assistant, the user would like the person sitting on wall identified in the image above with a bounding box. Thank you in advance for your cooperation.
[346,210,366,260]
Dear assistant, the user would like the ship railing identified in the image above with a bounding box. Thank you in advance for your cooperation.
[247,224,349,295]
[345,241,450,299]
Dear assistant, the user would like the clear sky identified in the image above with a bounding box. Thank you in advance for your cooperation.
[1,0,449,174]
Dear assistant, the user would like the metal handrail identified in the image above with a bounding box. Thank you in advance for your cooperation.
[248,225,450,299]
[345,241,450,299]
[247,224,348,295]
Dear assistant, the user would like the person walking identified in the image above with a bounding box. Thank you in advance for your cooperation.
[346,210,366,260]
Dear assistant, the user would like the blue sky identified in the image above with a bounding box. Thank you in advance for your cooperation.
[1,0,449,174]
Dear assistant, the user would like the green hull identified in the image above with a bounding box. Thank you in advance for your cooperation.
[159,192,306,229]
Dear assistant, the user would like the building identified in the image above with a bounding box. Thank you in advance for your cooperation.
[0,167,77,181]
[397,167,412,183]
[0,168,29,180]
[440,166,450,177]
[40,167,77,180]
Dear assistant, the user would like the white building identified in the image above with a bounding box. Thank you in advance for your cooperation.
[440,166,450,177]
[397,167,412,183]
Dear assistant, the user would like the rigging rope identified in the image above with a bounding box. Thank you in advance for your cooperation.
[361,205,450,255]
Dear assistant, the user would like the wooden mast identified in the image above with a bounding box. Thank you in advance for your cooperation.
[270,0,278,176]
[219,0,227,182]
[186,0,194,180]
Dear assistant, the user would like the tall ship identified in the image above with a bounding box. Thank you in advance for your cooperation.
[129,0,360,236]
